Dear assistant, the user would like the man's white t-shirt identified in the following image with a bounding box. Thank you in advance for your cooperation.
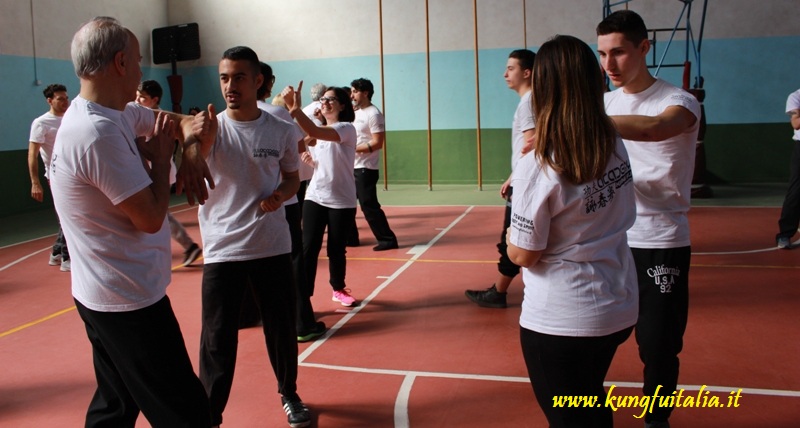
[305,122,357,209]
[604,78,701,249]
[51,98,166,312]
[786,89,800,141]
[509,139,638,337]
[511,90,535,173]
[29,112,63,179]
[353,104,385,170]
[199,110,299,263]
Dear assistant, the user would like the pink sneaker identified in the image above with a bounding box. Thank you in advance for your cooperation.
[332,289,357,307]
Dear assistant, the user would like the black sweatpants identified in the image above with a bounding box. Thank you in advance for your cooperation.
[76,297,210,428]
[199,255,299,426]
[631,246,691,423]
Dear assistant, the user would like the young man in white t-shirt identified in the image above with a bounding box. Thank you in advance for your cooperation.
[776,88,800,249]
[28,83,71,271]
[598,10,701,428]
[135,79,203,267]
[51,17,214,427]
[348,77,399,251]
[194,47,311,428]
[465,49,536,308]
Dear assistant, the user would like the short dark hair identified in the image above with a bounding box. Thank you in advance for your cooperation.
[328,87,355,122]
[137,80,163,101]
[350,78,374,100]
[596,10,649,47]
[257,62,275,100]
[508,49,536,71]
[221,46,261,77]
[43,84,67,99]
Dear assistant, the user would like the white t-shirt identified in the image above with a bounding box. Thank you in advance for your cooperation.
[353,104,385,170]
[51,97,166,312]
[29,112,63,179]
[305,122,357,209]
[258,100,308,202]
[199,110,299,263]
[509,139,638,337]
[511,91,535,173]
[604,78,701,248]
[786,89,800,141]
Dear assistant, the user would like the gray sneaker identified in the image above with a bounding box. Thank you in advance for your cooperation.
[465,284,507,308]
[777,237,792,249]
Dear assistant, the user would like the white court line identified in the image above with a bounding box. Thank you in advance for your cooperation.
[395,375,416,428]
[0,246,50,272]
[0,235,57,250]
[300,361,800,398]
[297,206,476,425]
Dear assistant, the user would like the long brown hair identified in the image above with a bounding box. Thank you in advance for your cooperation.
[531,35,618,185]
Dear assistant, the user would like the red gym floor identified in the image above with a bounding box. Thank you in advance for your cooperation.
[1,204,799,427]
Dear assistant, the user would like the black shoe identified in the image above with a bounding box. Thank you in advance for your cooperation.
[297,321,327,343]
[465,284,507,308]
[182,243,202,266]
[281,396,311,428]
[373,241,399,251]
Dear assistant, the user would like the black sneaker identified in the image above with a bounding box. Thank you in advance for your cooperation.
[297,321,327,343]
[465,284,507,308]
[182,243,202,267]
[281,396,311,428]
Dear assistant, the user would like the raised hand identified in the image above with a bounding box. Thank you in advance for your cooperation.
[281,81,304,112]
[176,104,217,205]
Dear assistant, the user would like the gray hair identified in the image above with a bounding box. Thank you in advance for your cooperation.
[309,83,327,101]
[71,16,129,78]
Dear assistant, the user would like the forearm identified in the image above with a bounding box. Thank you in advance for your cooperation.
[163,111,192,142]
[790,110,800,130]
[27,146,41,185]
[356,141,374,154]
[147,158,173,219]
[611,115,666,141]
[290,109,339,141]
[276,172,300,203]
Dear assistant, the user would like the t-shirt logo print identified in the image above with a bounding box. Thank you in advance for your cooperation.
[253,147,280,158]
[583,159,632,214]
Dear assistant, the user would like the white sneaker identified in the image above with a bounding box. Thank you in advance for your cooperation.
[60,259,71,272]
[49,253,62,266]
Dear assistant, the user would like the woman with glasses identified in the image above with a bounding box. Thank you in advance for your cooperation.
[506,35,638,428]
[282,83,360,310]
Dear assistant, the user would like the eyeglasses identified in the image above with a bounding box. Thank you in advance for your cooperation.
[319,97,338,104]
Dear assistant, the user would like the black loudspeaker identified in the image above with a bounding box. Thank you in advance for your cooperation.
[152,23,201,65]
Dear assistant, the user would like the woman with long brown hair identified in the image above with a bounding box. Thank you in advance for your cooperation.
[507,34,638,428]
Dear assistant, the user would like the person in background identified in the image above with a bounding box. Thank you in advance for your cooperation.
[347,78,399,251]
[465,49,536,308]
[136,79,202,267]
[282,82,359,308]
[776,87,800,249]
[28,83,71,272]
